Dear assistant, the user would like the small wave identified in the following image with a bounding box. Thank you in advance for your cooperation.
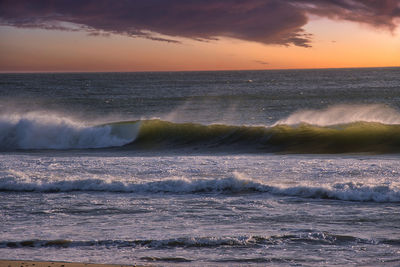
[0,112,139,150]
[0,232,384,250]
[0,175,263,193]
[141,257,192,263]
[1,175,399,202]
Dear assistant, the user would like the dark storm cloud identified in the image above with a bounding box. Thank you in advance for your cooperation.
[0,0,399,47]
[300,0,400,30]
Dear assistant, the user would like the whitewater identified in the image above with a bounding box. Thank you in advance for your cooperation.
[1,68,400,266]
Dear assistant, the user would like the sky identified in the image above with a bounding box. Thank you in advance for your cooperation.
[0,0,399,72]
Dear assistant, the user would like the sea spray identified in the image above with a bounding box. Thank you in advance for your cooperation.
[275,104,400,126]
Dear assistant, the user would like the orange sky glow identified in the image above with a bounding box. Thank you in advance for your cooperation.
[0,1,399,72]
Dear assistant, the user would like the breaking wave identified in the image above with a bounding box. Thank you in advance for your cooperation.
[1,174,399,202]
[0,112,139,150]
[2,104,400,153]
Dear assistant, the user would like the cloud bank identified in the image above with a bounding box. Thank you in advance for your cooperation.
[0,0,399,47]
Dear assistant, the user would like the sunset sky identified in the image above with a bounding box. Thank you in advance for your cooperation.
[0,0,399,72]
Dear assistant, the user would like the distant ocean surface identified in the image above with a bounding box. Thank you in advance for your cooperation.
[1,68,400,266]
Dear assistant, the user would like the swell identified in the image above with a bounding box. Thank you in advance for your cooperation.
[126,119,400,153]
[113,104,400,153]
[1,175,399,202]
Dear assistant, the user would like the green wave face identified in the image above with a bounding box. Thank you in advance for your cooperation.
[111,120,400,154]
[268,122,400,153]
[108,120,141,141]
[131,120,271,151]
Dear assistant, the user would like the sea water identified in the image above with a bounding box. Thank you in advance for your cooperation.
[1,68,400,266]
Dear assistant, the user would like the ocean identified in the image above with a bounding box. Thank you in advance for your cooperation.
[1,68,400,266]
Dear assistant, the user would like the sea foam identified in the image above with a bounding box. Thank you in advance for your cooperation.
[1,174,399,202]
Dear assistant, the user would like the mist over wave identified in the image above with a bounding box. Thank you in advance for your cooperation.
[276,104,400,126]
[1,173,399,202]
[0,112,138,150]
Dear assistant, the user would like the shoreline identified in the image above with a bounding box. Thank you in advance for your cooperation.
[0,260,146,267]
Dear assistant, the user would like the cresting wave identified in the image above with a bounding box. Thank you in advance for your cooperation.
[129,104,400,153]
[2,105,400,153]
[1,175,399,202]
[127,119,400,153]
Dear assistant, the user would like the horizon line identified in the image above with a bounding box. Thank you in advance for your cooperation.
[0,65,399,74]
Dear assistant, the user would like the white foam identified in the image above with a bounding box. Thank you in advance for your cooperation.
[276,104,400,126]
[1,173,399,202]
[0,112,138,149]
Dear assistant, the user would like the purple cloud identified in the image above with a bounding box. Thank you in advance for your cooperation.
[302,0,400,30]
[0,0,398,47]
